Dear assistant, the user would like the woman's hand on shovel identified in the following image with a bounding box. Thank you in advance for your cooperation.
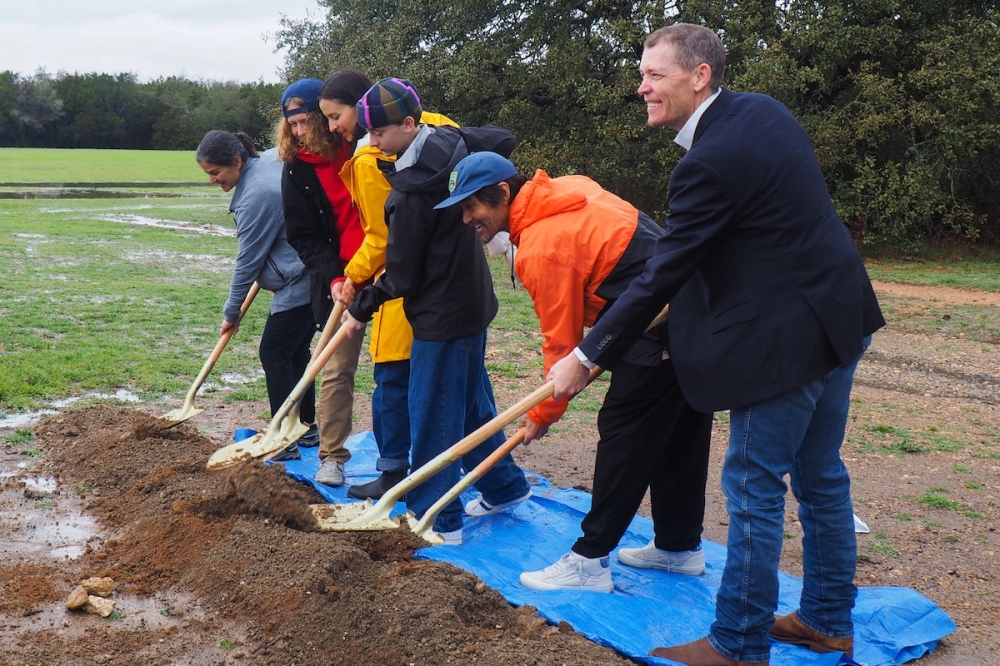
[220,318,239,337]
[331,278,356,305]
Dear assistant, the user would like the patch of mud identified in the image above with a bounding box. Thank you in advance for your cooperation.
[1,405,631,665]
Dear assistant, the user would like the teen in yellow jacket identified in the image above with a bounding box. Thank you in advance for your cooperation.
[319,68,458,499]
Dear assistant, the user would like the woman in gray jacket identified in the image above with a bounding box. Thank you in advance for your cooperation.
[197,130,317,459]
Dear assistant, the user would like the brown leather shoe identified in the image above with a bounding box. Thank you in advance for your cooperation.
[649,636,767,666]
[770,611,854,657]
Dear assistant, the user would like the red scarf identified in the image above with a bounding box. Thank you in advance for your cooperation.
[296,145,365,279]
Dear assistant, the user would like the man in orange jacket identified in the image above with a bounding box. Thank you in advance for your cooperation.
[434,151,713,592]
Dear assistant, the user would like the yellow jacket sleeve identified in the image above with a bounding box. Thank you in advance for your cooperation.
[342,152,391,284]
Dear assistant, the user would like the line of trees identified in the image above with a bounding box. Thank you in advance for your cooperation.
[0,71,282,151]
[3,1,998,250]
[275,0,1000,251]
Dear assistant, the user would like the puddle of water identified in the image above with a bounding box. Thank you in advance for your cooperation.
[0,189,218,200]
[24,477,57,493]
[0,460,98,562]
[218,370,265,385]
[123,250,233,274]
[94,213,233,237]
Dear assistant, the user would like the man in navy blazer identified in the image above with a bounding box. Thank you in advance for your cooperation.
[549,23,884,666]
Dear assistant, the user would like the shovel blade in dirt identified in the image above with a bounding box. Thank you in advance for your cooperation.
[302,305,665,535]
[159,283,260,427]
[159,403,205,425]
[305,378,565,533]
[310,501,411,531]
[206,413,309,472]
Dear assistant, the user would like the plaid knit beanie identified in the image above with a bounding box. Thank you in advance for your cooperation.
[355,78,423,130]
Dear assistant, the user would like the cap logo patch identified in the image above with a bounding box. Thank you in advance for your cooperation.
[448,171,458,193]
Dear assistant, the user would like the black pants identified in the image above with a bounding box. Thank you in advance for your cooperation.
[259,303,316,424]
[572,359,713,559]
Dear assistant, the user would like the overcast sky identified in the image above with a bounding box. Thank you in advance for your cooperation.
[0,0,322,83]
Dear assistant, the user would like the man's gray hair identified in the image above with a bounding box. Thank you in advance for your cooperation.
[645,23,726,92]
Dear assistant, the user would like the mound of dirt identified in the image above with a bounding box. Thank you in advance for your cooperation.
[11,405,630,665]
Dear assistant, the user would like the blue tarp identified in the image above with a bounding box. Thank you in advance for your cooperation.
[279,431,956,665]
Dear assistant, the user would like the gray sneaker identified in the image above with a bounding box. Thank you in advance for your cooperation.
[617,541,705,576]
[315,460,345,486]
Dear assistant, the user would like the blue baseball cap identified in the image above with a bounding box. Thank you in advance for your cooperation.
[434,152,518,209]
[281,78,323,117]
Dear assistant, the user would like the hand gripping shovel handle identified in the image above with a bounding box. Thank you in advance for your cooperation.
[173,283,260,411]
[261,319,350,442]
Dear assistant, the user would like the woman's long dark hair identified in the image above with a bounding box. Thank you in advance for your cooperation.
[196,131,258,167]
[319,68,373,107]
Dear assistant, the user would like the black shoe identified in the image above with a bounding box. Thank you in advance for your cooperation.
[295,424,319,448]
[271,443,301,462]
[347,469,407,500]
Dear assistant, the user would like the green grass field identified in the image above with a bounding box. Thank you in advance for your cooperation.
[1,148,998,415]
[0,147,207,184]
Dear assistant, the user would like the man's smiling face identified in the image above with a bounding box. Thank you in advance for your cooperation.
[459,195,509,244]
[638,42,702,131]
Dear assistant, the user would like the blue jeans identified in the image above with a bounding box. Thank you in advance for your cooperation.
[372,360,411,472]
[407,331,529,533]
[710,338,869,663]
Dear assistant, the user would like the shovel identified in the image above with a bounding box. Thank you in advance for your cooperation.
[274,301,345,441]
[159,283,260,426]
[411,428,528,544]
[309,304,670,536]
[206,302,347,472]
[310,367,604,533]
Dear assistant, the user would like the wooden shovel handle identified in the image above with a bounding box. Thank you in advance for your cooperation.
[310,301,345,366]
[183,282,260,403]
[262,323,351,436]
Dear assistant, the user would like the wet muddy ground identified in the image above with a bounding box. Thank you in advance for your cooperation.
[1,280,998,665]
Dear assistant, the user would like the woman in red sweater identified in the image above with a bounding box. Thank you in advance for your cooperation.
[277,78,366,486]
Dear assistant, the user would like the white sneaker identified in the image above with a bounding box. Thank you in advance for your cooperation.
[315,460,345,486]
[519,551,614,593]
[617,541,705,576]
[465,489,532,517]
[434,528,462,546]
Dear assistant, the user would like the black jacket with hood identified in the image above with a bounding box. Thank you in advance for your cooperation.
[348,125,516,341]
